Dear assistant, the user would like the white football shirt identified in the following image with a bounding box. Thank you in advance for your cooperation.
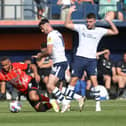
[74,24,108,59]
[62,0,71,5]
[47,30,67,64]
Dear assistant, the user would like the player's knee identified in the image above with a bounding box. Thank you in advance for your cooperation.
[70,77,78,86]
[46,83,54,92]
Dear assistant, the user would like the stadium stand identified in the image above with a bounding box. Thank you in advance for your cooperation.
[0,0,126,100]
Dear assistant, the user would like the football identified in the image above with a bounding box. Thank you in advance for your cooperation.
[9,101,22,113]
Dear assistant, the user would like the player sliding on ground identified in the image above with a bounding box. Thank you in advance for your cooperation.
[0,56,52,112]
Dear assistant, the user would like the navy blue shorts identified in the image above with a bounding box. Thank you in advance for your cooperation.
[71,56,97,78]
[50,62,68,81]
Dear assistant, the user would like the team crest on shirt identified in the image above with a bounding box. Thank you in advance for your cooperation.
[47,37,52,43]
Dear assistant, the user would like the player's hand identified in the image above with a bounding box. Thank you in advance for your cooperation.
[35,74,40,83]
[69,5,77,14]
[104,16,112,23]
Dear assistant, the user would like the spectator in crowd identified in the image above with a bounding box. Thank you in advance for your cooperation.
[97,49,117,96]
[98,0,124,21]
[116,53,126,97]
[34,0,49,19]
[32,43,52,95]
[78,0,94,4]
[35,43,52,86]
[74,71,87,100]
[24,57,40,87]
[57,0,74,20]
[24,57,40,81]
[77,0,95,19]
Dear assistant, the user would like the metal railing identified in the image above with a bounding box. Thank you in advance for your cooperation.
[0,2,125,20]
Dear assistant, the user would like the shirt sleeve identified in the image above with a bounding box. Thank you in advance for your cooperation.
[74,24,86,32]
[13,62,28,70]
[99,27,108,37]
[47,34,54,45]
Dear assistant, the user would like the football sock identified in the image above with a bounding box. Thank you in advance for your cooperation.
[52,87,65,103]
[65,85,82,100]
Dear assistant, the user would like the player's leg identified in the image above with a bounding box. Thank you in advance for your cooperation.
[74,80,81,94]
[90,75,101,111]
[118,76,126,97]
[87,59,101,111]
[80,80,86,97]
[103,75,111,95]
[47,73,70,112]
[115,75,125,97]
[117,11,124,21]
[61,56,85,112]
[105,11,115,21]
[27,89,52,112]
[47,62,72,112]
[47,74,64,103]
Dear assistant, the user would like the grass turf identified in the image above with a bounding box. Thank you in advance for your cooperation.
[0,100,126,126]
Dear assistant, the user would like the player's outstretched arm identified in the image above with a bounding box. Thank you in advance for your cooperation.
[105,17,119,35]
[64,5,76,30]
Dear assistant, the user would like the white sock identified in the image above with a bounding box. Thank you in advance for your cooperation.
[73,93,82,100]
[52,87,65,103]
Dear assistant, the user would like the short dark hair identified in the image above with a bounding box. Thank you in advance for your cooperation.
[86,13,96,19]
[40,42,47,49]
[38,18,49,28]
[0,56,10,62]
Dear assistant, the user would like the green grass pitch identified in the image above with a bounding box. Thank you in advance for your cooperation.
[0,100,126,126]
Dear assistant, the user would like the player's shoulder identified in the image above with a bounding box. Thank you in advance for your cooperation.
[12,62,25,67]
[48,30,59,36]
[95,27,107,31]
[74,24,86,29]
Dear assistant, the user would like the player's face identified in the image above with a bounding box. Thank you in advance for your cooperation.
[86,18,96,29]
[40,23,49,34]
[1,59,12,72]
[104,51,110,59]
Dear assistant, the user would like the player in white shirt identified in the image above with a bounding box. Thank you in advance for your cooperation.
[63,5,119,112]
[38,18,82,112]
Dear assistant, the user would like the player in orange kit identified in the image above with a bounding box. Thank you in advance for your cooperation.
[0,56,52,112]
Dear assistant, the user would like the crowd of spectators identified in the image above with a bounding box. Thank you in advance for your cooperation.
[0,45,126,101]
[33,0,125,21]
[0,0,126,102]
